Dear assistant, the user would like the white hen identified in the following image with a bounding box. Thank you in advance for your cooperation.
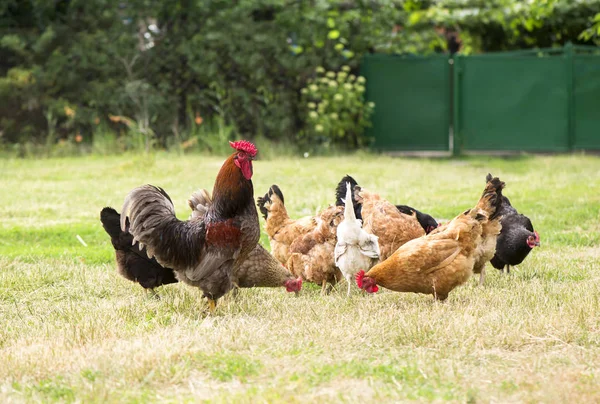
[334,182,380,296]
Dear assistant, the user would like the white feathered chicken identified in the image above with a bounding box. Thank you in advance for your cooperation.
[334,182,380,296]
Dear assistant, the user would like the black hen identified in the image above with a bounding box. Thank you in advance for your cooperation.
[395,205,439,234]
[487,173,540,273]
[334,175,439,234]
[100,207,178,294]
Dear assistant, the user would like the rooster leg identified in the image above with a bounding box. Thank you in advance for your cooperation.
[207,298,217,314]
[503,265,510,275]
[321,280,327,295]
[479,267,486,286]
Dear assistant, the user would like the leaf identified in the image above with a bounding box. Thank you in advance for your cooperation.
[328,30,340,40]
[327,18,336,28]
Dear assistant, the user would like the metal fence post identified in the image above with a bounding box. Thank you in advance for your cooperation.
[565,41,575,150]
[452,55,462,156]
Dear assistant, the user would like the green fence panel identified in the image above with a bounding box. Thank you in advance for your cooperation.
[456,55,570,152]
[362,55,450,151]
[574,54,600,150]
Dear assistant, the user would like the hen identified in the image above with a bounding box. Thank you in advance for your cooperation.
[354,186,425,261]
[488,173,540,274]
[356,176,504,301]
[335,175,438,234]
[286,205,345,294]
[100,207,177,296]
[187,189,302,294]
[334,182,380,296]
[256,185,317,265]
[120,140,260,312]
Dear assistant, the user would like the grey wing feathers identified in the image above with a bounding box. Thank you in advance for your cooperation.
[359,233,380,259]
[121,184,206,270]
[334,242,347,266]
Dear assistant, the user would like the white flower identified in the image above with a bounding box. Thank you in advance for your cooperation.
[301,88,308,94]
[315,124,324,132]
[303,152,310,158]
[330,113,339,120]
[328,80,338,87]
[348,74,356,81]
[357,76,366,84]
[368,102,375,108]
[341,65,351,72]
[334,93,343,101]
[355,84,365,93]
[344,83,353,90]
[309,84,318,92]
[308,102,316,109]
[309,111,318,119]
[326,71,335,78]
[316,66,325,73]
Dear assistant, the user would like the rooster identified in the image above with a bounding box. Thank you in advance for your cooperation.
[354,186,425,261]
[256,185,317,265]
[286,205,345,294]
[120,140,260,313]
[488,173,540,274]
[335,175,438,234]
[100,207,177,297]
[334,182,380,296]
[187,189,302,294]
[356,176,504,301]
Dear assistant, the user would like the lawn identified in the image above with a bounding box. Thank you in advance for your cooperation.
[0,152,599,403]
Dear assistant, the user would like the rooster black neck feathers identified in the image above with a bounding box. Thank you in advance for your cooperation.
[211,153,255,219]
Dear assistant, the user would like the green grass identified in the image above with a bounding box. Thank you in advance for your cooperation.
[1,152,599,402]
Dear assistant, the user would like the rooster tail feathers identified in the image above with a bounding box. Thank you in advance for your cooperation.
[342,182,357,221]
[100,207,123,239]
[121,184,176,232]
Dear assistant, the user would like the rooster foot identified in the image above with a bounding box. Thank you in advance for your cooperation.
[207,298,217,314]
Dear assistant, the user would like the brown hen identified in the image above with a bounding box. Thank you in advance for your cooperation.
[256,185,317,265]
[356,177,504,301]
[286,205,345,294]
[356,187,425,261]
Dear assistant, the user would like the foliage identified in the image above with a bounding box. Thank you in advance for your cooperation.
[300,66,375,149]
[579,12,600,44]
[0,0,599,152]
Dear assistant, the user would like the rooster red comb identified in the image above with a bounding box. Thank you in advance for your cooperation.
[229,140,257,157]
[356,270,366,288]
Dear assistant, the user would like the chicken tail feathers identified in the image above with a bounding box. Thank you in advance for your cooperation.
[100,207,122,239]
[188,189,212,219]
[121,184,206,270]
[335,175,362,220]
[476,176,505,220]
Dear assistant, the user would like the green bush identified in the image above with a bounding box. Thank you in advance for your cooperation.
[299,66,375,150]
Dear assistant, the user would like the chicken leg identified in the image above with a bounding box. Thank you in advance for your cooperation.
[346,277,352,297]
[479,267,486,286]
[321,279,328,295]
[207,298,217,314]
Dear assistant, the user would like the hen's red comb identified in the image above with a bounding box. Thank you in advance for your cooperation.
[355,270,365,288]
[229,140,257,157]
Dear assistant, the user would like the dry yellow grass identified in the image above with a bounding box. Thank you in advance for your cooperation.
[0,152,599,402]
